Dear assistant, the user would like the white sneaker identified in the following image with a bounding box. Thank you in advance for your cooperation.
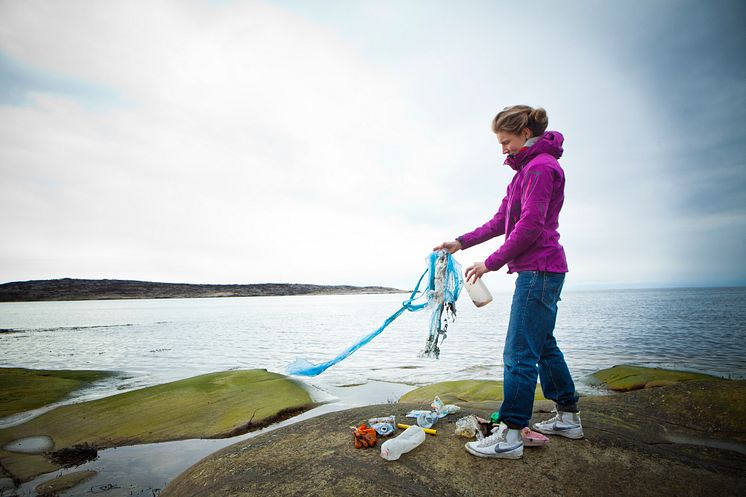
[532,408,584,439]
[464,422,523,459]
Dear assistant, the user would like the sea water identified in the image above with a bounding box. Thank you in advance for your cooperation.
[1,287,745,406]
[1,287,745,496]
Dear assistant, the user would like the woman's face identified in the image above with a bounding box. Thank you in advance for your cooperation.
[496,128,532,155]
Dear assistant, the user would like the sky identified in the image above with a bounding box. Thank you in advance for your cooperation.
[0,0,744,292]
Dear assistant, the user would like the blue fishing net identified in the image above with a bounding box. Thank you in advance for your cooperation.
[287,250,463,377]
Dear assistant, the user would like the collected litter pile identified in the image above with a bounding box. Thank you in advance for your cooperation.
[351,396,549,462]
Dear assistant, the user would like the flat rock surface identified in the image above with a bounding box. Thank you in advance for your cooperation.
[34,470,97,496]
[400,379,544,403]
[0,367,113,418]
[0,369,314,482]
[587,364,722,391]
[163,380,746,497]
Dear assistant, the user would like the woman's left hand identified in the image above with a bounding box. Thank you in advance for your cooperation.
[465,262,490,284]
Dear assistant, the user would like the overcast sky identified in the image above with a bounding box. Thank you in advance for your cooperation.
[1,0,744,291]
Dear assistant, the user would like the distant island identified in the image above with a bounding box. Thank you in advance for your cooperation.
[0,278,406,302]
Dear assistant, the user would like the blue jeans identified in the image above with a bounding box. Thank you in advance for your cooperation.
[498,271,579,429]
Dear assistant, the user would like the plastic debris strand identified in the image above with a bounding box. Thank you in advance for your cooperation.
[287,251,463,376]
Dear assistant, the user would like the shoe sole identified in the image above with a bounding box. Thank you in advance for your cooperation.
[532,424,584,439]
[464,443,523,459]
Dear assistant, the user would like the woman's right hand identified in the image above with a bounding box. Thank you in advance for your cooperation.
[433,239,462,254]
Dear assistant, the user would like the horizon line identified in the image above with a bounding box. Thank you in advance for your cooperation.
[1,277,744,293]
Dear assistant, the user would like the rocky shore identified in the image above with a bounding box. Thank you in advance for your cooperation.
[1,365,744,496]
[0,278,405,302]
[163,379,746,497]
[0,369,315,484]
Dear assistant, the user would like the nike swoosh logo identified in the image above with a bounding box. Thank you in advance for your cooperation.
[551,423,577,431]
[494,443,522,453]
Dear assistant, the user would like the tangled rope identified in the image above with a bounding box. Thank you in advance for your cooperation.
[287,250,463,377]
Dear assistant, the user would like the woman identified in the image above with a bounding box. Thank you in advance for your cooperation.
[434,105,582,460]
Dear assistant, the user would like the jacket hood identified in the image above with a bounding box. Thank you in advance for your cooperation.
[504,130,564,171]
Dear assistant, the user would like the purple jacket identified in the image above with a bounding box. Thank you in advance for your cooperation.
[457,130,568,274]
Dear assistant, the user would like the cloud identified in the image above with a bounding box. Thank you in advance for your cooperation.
[1,0,744,289]
[0,0,448,287]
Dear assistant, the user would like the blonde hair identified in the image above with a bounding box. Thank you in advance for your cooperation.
[492,105,549,137]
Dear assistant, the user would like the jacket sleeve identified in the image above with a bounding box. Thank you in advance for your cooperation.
[484,164,555,271]
[456,188,509,249]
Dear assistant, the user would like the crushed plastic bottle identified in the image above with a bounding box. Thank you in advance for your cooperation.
[416,411,438,429]
[431,396,460,417]
[380,425,426,461]
[454,415,480,438]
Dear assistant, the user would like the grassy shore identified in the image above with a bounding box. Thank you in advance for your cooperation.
[400,379,545,403]
[0,368,315,483]
[586,364,722,391]
[0,367,114,418]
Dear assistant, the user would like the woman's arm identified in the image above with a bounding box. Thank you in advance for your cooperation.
[456,189,510,250]
[483,163,555,271]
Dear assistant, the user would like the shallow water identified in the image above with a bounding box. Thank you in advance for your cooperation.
[1,436,54,454]
[10,381,411,497]
[1,286,745,495]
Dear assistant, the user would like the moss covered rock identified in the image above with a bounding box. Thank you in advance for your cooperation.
[34,470,97,496]
[588,365,722,392]
[0,368,114,418]
[0,369,314,483]
[399,379,545,404]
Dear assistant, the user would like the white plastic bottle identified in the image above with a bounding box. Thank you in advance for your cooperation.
[380,425,426,461]
[465,277,493,307]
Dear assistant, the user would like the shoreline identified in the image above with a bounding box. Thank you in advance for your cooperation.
[1,365,737,496]
[0,278,406,303]
[6,379,414,496]
[163,381,746,497]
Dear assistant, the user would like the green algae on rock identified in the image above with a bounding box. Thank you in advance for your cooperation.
[162,381,746,497]
[0,369,315,483]
[0,368,114,418]
[587,365,722,392]
[34,470,97,496]
[399,379,545,404]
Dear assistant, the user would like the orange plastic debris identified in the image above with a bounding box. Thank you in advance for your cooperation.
[352,423,378,448]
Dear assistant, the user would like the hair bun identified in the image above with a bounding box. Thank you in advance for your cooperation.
[530,107,548,125]
[493,105,549,136]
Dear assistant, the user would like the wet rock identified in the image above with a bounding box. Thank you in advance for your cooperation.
[587,364,721,392]
[399,379,545,404]
[0,367,114,418]
[162,380,746,497]
[0,369,315,483]
[34,470,97,496]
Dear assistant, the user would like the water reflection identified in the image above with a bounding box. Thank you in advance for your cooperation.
[12,381,412,497]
